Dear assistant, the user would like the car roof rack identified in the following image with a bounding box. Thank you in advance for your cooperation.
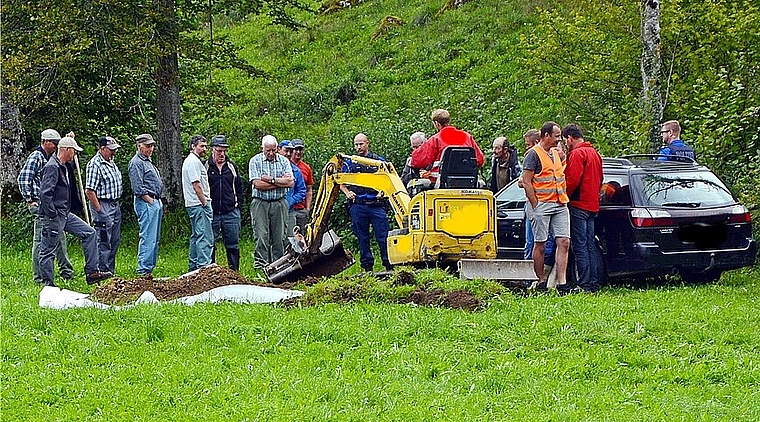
[619,154,697,168]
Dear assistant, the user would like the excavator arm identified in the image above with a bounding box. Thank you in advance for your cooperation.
[265,153,411,283]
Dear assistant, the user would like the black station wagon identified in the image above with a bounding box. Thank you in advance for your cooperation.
[495,156,757,283]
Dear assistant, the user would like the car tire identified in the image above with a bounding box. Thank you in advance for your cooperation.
[681,269,723,284]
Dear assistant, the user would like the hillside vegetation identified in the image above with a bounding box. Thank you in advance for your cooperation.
[181,0,758,206]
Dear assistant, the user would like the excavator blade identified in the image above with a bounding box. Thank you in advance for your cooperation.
[265,230,355,284]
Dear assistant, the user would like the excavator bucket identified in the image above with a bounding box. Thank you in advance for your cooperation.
[264,230,355,284]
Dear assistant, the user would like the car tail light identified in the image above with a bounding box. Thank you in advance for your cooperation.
[630,208,675,227]
[728,205,752,223]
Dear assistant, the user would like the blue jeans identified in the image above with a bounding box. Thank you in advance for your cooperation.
[134,198,163,274]
[212,209,241,251]
[187,203,214,271]
[349,203,390,269]
[570,207,599,292]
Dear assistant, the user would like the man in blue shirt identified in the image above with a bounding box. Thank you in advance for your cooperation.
[340,133,392,272]
[128,134,164,276]
[659,120,696,161]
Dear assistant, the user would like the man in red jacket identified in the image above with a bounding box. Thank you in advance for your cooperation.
[563,123,603,293]
[411,109,484,184]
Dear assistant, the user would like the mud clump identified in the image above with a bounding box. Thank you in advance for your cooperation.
[405,288,481,311]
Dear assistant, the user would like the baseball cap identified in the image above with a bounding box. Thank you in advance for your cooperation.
[136,134,155,145]
[291,138,305,148]
[58,136,83,152]
[210,135,229,148]
[41,129,61,142]
[99,136,121,150]
[279,140,294,149]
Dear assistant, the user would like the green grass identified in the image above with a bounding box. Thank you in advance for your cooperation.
[2,233,760,420]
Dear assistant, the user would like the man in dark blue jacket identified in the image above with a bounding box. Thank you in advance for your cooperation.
[206,135,244,270]
[340,133,392,272]
[658,120,696,161]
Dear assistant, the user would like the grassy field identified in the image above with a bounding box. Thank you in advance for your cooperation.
[2,236,760,420]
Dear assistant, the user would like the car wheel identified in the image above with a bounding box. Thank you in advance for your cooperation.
[681,269,723,284]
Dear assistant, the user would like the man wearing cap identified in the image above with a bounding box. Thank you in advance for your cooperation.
[128,133,164,276]
[182,135,213,272]
[85,136,123,274]
[289,138,314,233]
[278,140,306,244]
[205,135,244,271]
[248,135,294,268]
[488,136,520,193]
[38,136,112,286]
[17,129,74,284]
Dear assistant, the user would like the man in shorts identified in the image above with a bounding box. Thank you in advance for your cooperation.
[521,121,572,293]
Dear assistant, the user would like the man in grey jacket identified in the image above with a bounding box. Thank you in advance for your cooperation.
[38,136,112,286]
[17,128,74,284]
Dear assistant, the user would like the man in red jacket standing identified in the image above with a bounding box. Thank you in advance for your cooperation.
[563,123,603,293]
[411,109,484,184]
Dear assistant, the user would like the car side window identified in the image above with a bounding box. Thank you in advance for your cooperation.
[600,176,631,206]
[495,179,526,209]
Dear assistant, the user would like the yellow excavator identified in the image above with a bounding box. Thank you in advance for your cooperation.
[265,152,497,283]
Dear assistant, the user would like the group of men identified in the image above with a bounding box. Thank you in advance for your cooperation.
[19,113,693,290]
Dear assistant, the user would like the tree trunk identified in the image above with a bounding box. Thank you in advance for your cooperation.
[0,99,25,206]
[154,0,183,211]
[640,0,663,153]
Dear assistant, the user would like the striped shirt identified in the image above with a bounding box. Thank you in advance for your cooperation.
[17,146,50,203]
[248,153,293,201]
[86,152,123,200]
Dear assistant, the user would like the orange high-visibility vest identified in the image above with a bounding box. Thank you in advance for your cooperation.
[531,145,569,204]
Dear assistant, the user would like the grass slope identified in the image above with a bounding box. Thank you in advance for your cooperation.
[190,0,563,173]
[2,241,760,420]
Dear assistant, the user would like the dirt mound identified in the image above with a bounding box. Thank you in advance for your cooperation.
[90,266,482,310]
[91,266,263,305]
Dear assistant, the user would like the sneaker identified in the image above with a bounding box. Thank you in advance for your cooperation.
[361,265,374,272]
[86,271,113,285]
[383,263,394,272]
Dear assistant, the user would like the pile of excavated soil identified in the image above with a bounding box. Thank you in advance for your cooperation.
[90,265,482,310]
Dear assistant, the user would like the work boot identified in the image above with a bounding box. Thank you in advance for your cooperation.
[86,271,113,285]
[227,248,240,271]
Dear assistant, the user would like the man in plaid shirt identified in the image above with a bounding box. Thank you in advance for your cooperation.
[17,129,73,284]
[85,136,123,274]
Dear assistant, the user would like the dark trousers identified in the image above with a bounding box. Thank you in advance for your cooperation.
[349,203,390,270]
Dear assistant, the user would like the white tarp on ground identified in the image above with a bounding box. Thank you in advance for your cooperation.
[39,285,305,310]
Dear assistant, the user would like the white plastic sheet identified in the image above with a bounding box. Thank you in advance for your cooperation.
[39,284,304,310]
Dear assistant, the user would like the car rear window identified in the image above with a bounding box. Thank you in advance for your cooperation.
[632,171,736,208]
